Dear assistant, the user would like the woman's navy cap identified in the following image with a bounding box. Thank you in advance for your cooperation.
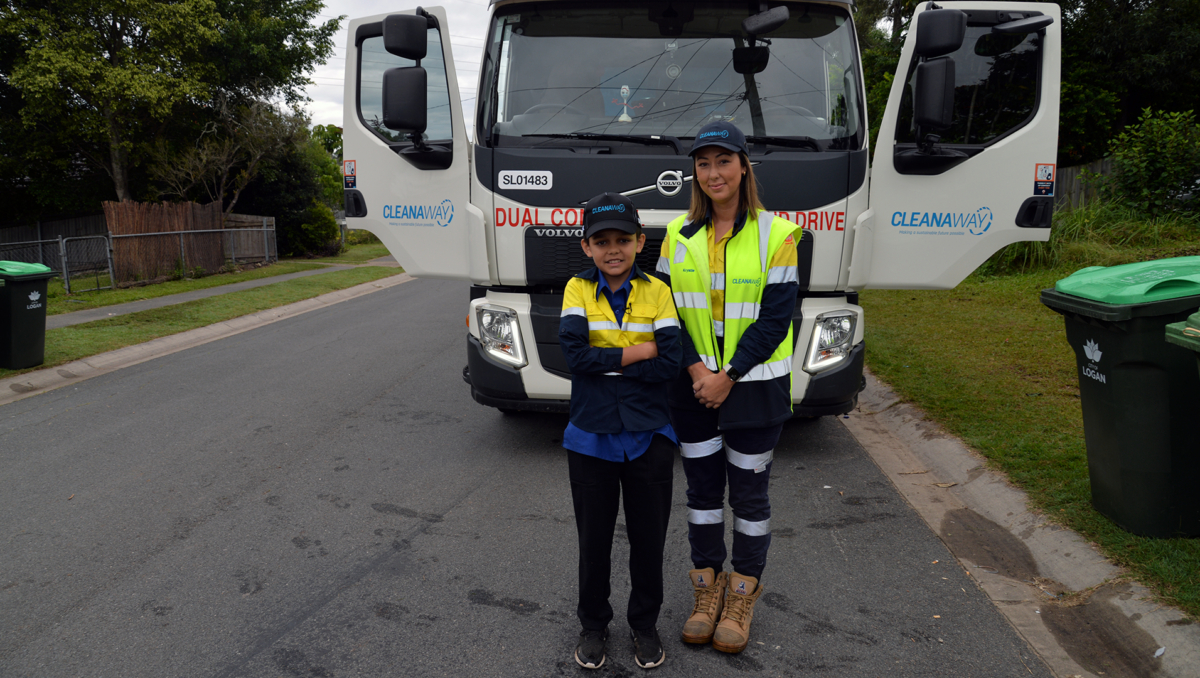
[583,192,640,239]
[689,120,747,156]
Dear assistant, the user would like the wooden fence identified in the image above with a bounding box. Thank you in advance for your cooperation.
[1055,158,1114,212]
[104,201,225,282]
[102,201,275,285]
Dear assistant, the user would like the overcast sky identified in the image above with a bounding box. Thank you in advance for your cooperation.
[303,0,492,132]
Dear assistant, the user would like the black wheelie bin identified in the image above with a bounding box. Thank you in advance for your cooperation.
[0,261,56,370]
[1041,257,1200,537]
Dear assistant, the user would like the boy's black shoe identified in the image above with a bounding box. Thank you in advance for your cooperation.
[575,628,608,669]
[630,627,665,669]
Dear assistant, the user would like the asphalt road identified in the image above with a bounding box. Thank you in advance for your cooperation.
[0,278,1053,677]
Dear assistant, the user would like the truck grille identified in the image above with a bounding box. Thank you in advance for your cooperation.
[524,228,667,287]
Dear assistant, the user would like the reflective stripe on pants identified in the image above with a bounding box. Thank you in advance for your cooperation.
[670,407,782,579]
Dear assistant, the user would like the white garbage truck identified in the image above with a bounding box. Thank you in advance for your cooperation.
[341,0,1060,414]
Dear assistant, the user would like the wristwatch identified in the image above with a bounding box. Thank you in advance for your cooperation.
[725,367,743,383]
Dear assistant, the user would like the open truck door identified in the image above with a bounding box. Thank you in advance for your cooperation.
[850,1,1060,289]
[343,7,488,281]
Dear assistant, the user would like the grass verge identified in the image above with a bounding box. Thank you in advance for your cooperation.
[861,268,1200,618]
[296,243,391,264]
[47,261,328,315]
[3,266,402,380]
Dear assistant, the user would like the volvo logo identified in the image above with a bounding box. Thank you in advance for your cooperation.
[656,170,684,197]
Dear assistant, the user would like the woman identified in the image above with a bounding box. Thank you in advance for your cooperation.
[655,120,801,654]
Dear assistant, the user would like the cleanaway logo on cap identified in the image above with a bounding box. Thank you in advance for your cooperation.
[592,203,626,214]
[699,129,730,140]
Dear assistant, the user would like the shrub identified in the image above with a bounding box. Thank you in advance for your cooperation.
[345,229,380,245]
[292,201,341,256]
[1100,109,1200,216]
[978,201,1198,275]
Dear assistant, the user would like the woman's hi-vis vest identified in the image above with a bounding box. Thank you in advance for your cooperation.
[666,211,800,383]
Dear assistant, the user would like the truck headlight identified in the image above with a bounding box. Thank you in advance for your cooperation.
[804,311,855,373]
[477,304,527,368]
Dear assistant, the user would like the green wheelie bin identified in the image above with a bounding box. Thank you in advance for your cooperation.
[1165,310,1200,378]
[0,261,56,370]
[1040,257,1200,538]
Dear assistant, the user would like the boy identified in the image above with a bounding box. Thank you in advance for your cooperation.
[560,192,682,670]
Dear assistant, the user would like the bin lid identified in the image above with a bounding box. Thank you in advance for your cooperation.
[0,260,54,278]
[1165,320,1200,352]
[1042,257,1200,321]
[1056,257,1200,303]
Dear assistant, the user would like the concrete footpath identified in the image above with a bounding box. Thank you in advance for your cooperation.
[3,269,1198,677]
[47,256,401,330]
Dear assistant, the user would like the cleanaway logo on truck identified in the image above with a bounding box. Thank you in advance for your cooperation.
[891,207,993,236]
[383,200,454,227]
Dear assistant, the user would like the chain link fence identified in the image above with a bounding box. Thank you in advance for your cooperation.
[1,204,278,294]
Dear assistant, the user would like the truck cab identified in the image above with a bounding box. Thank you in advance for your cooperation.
[342,0,1060,414]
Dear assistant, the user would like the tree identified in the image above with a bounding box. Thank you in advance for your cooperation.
[312,124,343,162]
[151,96,307,217]
[2,0,222,202]
[236,130,342,256]
[1059,0,1200,163]
[0,0,341,209]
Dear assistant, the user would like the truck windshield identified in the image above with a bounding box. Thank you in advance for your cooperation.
[481,1,862,153]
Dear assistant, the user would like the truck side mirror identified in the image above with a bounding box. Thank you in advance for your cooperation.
[914,9,967,58]
[913,57,954,131]
[383,13,428,60]
[383,67,427,134]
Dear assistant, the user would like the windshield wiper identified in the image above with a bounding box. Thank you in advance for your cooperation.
[523,133,685,155]
[745,135,822,152]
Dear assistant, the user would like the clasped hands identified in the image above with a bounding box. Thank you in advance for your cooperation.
[688,362,732,409]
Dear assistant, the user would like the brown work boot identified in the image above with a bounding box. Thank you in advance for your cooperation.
[681,568,727,644]
[712,572,763,653]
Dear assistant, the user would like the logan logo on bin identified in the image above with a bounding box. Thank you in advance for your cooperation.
[1082,339,1106,384]
[26,290,42,310]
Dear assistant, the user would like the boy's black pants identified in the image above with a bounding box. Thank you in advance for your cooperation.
[569,435,676,632]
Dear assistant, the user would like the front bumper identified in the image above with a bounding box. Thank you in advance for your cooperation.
[465,334,570,413]
[794,341,865,418]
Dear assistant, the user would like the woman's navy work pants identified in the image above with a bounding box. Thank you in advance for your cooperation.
[670,408,782,580]
[568,434,676,632]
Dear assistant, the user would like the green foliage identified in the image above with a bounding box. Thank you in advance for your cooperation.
[312,124,343,161]
[304,134,344,210]
[1058,73,1120,166]
[290,200,339,256]
[0,0,340,215]
[1056,0,1200,165]
[979,200,1200,275]
[1099,109,1200,216]
[861,41,901,157]
[344,230,382,246]
[151,97,308,214]
[2,0,223,200]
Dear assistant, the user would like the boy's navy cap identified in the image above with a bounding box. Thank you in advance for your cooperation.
[689,120,747,156]
[583,192,640,239]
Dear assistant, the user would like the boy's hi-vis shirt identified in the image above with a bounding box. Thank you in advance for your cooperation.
[559,264,682,439]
